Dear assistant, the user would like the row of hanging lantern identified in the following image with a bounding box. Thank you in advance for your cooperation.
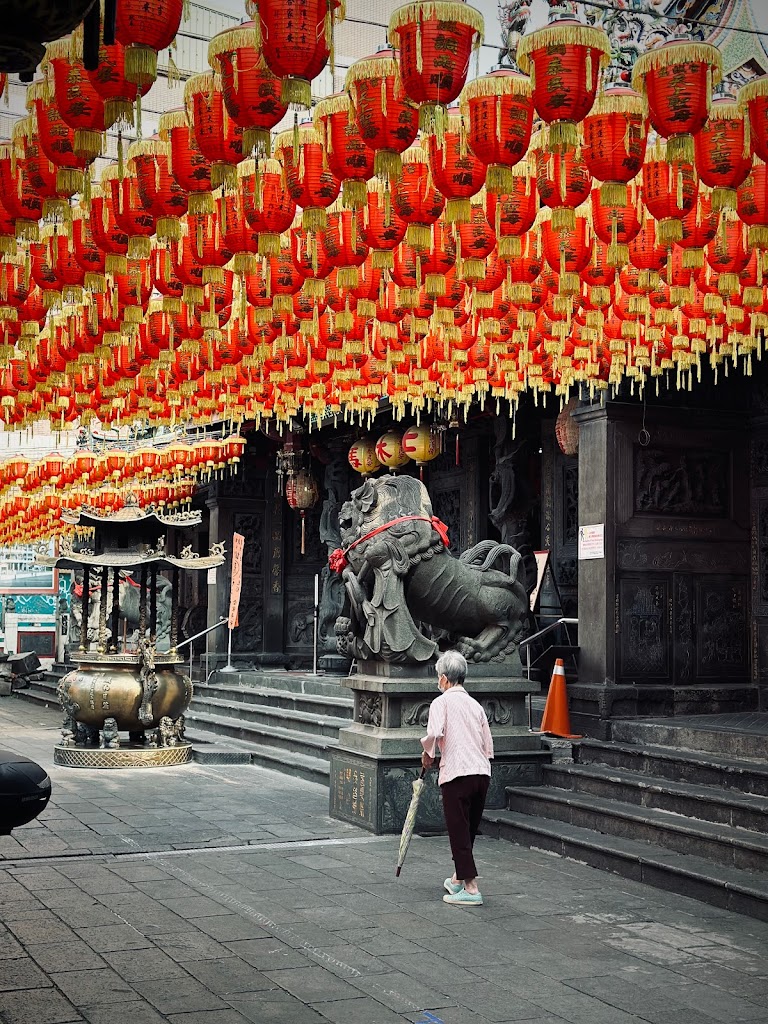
[349,425,441,476]
[0,434,246,544]
[2,11,768,442]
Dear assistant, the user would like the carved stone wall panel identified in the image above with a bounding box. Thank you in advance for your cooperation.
[288,507,325,566]
[232,512,263,575]
[756,620,768,683]
[284,590,315,650]
[674,574,694,684]
[431,485,463,554]
[634,447,729,518]
[618,577,670,681]
[232,574,264,652]
[695,578,748,679]
[617,540,749,575]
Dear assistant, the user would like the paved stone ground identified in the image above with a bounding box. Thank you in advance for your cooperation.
[2,700,768,1024]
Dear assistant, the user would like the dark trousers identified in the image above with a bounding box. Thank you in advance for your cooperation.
[440,774,490,881]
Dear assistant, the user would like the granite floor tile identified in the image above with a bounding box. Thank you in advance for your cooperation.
[183,957,277,995]
[27,939,107,973]
[102,947,190,982]
[229,992,329,1024]
[263,965,367,1003]
[49,968,137,1006]
[348,970,457,1014]
[74,924,153,953]
[310,995,412,1024]
[79,1000,167,1024]
[0,988,82,1024]
[133,977,228,1013]
[224,937,314,972]
[151,930,235,963]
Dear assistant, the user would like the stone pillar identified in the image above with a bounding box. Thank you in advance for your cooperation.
[571,400,752,737]
[259,476,288,667]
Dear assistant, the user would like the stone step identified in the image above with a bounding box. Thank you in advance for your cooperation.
[208,669,350,699]
[196,681,353,719]
[576,738,768,798]
[482,809,768,922]
[189,694,350,739]
[612,718,768,761]
[186,708,339,764]
[542,763,768,834]
[504,785,768,873]
[185,727,329,783]
[11,685,59,710]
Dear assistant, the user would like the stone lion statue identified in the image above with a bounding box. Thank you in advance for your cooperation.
[331,475,528,664]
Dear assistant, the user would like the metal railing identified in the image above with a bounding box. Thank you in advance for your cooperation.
[519,617,578,681]
[176,617,228,683]
[520,617,578,733]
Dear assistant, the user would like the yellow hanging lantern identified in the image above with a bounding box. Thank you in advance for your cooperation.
[375,431,411,472]
[348,439,380,476]
[402,424,440,474]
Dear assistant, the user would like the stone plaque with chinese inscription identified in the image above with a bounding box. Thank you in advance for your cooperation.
[330,756,375,828]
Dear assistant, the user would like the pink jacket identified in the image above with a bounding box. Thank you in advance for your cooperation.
[421,685,494,785]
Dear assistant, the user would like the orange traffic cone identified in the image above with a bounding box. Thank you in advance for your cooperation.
[539,658,582,739]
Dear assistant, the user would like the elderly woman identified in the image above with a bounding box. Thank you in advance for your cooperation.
[420,649,494,906]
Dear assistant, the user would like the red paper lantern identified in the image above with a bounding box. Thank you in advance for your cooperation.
[738,77,768,163]
[582,88,647,207]
[159,109,214,217]
[392,147,445,251]
[44,33,107,162]
[115,0,185,88]
[360,180,407,270]
[534,134,592,231]
[208,22,287,157]
[275,125,341,233]
[185,72,245,191]
[516,20,611,151]
[642,144,699,246]
[694,99,752,212]
[345,48,420,182]
[247,0,343,109]
[87,37,152,131]
[426,108,485,224]
[241,158,297,257]
[632,41,722,163]
[461,70,533,193]
[388,1,484,135]
[313,93,375,209]
[128,137,188,242]
[738,158,768,248]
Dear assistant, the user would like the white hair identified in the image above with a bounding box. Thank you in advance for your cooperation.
[435,650,467,685]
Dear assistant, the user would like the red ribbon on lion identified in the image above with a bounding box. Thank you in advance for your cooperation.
[329,514,450,574]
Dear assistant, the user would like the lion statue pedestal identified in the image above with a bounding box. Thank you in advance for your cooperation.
[328,475,548,834]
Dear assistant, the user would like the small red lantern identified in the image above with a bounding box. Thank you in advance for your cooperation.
[345,48,420,183]
[393,146,446,251]
[694,99,752,212]
[208,22,288,158]
[313,93,375,209]
[642,144,699,246]
[158,108,214,216]
[185,72,245,191]
[248,0,343,109]
[275,125,341,233]
[581,88,647,207]
[516,20,611,152]
[461,70,533,194]
[426,108,486,223]
[388,1,484,136]
[44,33,107,162]
[632,40,721,164]
[115,0,185,88]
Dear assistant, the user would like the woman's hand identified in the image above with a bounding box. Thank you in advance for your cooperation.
[421,751,434,770]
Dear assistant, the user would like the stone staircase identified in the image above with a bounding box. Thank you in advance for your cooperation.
[483,715,768,920]
[10,665,64,709]
[186,670,354,785]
